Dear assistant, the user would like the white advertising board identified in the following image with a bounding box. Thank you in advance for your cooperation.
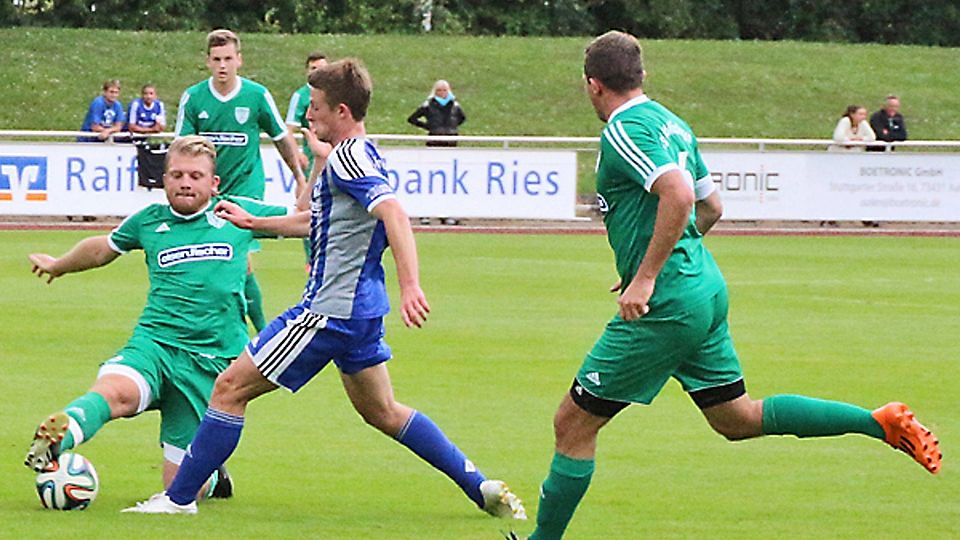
[0,142,578,219]
[701,151,960,221]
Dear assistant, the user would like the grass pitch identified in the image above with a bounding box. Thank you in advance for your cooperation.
[0,231,957,539]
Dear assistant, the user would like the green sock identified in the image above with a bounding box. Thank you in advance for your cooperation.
[244,271,266,332]
[530,453,595,540]
[762,394,885,439]
[60,392,112,450]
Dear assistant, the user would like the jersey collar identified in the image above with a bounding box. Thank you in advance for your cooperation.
[607,94,650,124]
[208,77,243,103]
[169,201,214,220]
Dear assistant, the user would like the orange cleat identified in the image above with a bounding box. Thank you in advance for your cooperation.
[872,402,942,474]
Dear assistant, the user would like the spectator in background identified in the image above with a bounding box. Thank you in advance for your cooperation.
[80,79,126,142]
[868,95,907,152]
[127,84,167,135]
[829,105,875,152]
[407,79,466,147]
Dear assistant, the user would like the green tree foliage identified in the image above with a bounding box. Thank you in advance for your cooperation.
[3,0,959,46]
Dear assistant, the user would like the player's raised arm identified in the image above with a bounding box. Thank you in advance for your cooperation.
[371,199,430,328]
[28,236,120,284]
[214,200,310,237]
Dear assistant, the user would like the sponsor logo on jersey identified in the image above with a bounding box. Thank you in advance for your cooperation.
[596,194,608,214]
[199,111,209,119]
[155,223,170,233]
[157,243,234,268]
[0,156,48,202]
[199,132,248,146]
[585,372,601,386]
[234,107,250,124]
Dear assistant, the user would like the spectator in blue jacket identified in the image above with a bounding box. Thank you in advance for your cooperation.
[80,79,126,142]
[127,84,166,135]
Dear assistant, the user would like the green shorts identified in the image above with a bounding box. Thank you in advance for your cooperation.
[97,332,231,457]
[576,287,743,408]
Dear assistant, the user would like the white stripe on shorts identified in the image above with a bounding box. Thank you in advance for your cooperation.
[97,364,152,413]
[253,311,328,383]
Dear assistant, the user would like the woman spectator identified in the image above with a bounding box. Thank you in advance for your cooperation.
[407,80,466,147]
[830,105,876,152]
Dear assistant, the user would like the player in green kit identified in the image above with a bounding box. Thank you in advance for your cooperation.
[285,50,330,270]
[175,29,306,331]
[24,136,289,498]
[510,31,941,540]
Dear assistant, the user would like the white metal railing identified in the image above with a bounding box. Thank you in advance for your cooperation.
[1,130,959,152]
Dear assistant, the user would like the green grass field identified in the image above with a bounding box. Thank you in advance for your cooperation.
[1,28,959,139]
[1,231,958,539]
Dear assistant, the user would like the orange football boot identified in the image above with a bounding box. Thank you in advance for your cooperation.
[872,402,941,474]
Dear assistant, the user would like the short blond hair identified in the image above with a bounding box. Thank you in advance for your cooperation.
[207,29,240,53]
[166,136,217,172]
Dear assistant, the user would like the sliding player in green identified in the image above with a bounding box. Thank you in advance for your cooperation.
[25,136,289,499]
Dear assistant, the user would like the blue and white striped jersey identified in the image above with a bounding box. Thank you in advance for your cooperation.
[301,137,397,319]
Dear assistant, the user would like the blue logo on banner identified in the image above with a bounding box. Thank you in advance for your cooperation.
[0,156,48,201]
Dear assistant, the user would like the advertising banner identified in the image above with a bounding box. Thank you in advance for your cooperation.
[0,142,578,219]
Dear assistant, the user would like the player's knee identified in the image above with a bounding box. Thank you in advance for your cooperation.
[210,370,246,409]
[356,401,405,434]
[93,385,138,417]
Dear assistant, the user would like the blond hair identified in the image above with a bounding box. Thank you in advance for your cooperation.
[207,29,240,53]
[166,136,217,172]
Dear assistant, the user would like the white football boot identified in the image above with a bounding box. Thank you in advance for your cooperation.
[122,492,197,514]
[25,412,69,472]
[480,480,527,520]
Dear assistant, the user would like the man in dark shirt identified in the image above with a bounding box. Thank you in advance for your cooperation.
[868,95,907,152]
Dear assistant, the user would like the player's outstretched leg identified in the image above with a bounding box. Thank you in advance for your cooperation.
[342,364,526,519]
[872,402,942,474]
[25,390,113,471]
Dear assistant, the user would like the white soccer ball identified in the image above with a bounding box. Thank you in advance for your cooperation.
[35,452,99,510]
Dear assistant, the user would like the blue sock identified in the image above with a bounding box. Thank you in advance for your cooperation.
[167,408,244,505]
[396,411,487,507]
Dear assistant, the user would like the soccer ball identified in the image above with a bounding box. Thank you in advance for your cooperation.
[35,452,99,510]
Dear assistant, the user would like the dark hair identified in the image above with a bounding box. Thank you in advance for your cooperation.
[844,104,863,119]
[308,58,372,121]
[305,51,327,68]
[141,84,156,93]
[584,31,644,93]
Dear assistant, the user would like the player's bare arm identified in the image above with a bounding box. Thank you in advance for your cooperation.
[28,236,120,284]
[214,200,310,237]
[275,131,307,194]
[695,191,723,235]
[371,199,430,328]
[619,169,694,320]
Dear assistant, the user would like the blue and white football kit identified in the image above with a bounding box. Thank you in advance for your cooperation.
[161,139,519,517]
[247,137,396,388]
[128,98,166,131]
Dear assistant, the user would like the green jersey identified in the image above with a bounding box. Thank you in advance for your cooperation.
[285,83,311,161]
[597,95,724,315]
[175,77,288,199]
[108,196,288,357]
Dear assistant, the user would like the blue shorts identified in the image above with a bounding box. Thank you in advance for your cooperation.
[246,304,392,392]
